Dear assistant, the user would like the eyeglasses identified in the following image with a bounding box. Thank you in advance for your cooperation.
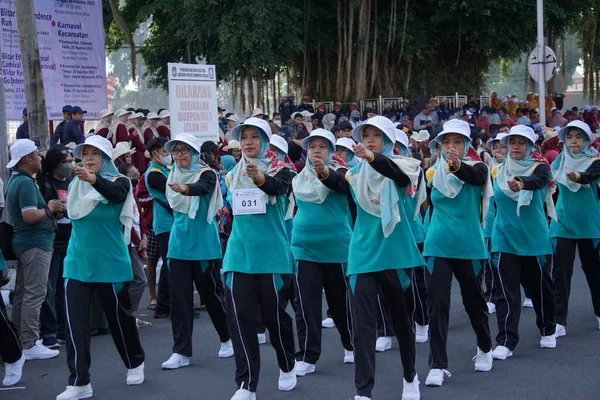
[171,147,190,156]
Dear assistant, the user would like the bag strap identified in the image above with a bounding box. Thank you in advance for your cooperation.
[153,197,173,217]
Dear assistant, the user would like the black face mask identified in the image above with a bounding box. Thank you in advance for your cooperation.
[131,178,139,188]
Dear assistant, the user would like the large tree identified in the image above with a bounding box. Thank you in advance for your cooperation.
[104,0,585,107]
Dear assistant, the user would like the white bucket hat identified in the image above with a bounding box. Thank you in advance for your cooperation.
[129,112,143,120]
[558,120,592,142]
[229,117,272,141]
[165,133,201,154]
[435,119,471,142]
[114,109,132,119]
[301,110,315,118]
[335,138,355,152]
[222,140,241,151]
[486,133,508,148]
[99,109,114,119]
[412,130,431,143]
[352,115,396,144]
[111,142,137,160]
[225,114,240,124]
[251,108,264,117]
[301,128,335,151]
[159,110,170,119]
[146,112,161,120]
[270,135,289,154]
[73,135,114,160]
[501,125,537,146]
[6,139,37,168]
[394,130,409,149]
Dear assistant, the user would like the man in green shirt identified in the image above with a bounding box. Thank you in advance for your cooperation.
[5,139,64,360]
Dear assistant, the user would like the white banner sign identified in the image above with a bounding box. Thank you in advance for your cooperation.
[168,63,218,143]
[0,0,108,120]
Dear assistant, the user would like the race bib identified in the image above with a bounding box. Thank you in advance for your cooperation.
[233,189,267,216]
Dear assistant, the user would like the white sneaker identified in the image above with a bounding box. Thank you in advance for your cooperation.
[23,340,59,360]
[126,362,144,385]
[375,337,392,352]
[555,324,566,337]
[415,324,428,343]
[540,335,557,349]
[3,354,25,386]
[56,384,93,400]
[473,347,493,372]
[278,368,297,391]
[257,333,267,344]
[344,350,354,364]
[491,345,513,360]
[294,361,316,377]
[162,353,190,369]
[219,340,234,358]
[425,369,450,387]
[230,386,257,400]
[402,374,420,400]
[322,317,335,328]
[523,298,533,308]
[487,302,496,314]
[352,396,371,400]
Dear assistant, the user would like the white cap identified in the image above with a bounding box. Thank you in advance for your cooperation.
[129,112,144,120]
[270,135,289,154]
[230,117,272,141]
[486,133,508,148]
[435,119,471,142]
[114,109,132,119]
[146,112,160,120]
[301,128,335,151]
[251,108,264,117]
[112,141,137,160]
[225,114,240,124]
[159,110,170,119]
[352,115,396,145]
[165,133,201,154]
[412,130,431,142]
[6,139,37,168]
[394,130,409,149]
[335,138,355,152]
[301,110,315,118]
[558,120,593,142]
[222,140,241,151]
[99,109,114,119]
[73,135,114,160]
[502,125,537,146]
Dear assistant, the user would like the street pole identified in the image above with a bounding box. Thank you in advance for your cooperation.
[537,0,546,126]
[15,0,49,148]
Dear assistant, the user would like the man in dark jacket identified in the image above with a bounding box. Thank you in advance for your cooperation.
[297,96,314,113]
[278,93,297,123]
[16,108,29,139]
[50,106,85,146]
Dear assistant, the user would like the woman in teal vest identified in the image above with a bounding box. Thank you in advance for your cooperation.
[551,120,600,335]
[160,133,232,371]
[290,129,354,377]
[223,118,297,400]
[490,125,557,361]
[346,116,423,400]
[423,119,493,388]
[58,136,145,400]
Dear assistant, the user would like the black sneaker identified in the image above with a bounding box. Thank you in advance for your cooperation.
[42,337,61,349]
[154,311,170,319]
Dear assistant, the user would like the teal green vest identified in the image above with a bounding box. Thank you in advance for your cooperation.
[291,192,352,263]
[144,162,174,235]
[550,182,600,239]
[64,202,132,283]
[423,185,488,260]
[491,180,552,256]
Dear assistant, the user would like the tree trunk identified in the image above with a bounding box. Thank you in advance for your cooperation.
[15,0,49,148]
[247,69,255,113]
[404,60,412,96]
[272,71,278,114]
[232,73,238,110]
[398,0,409,65]
[369,0,378,96]
[239,72,246,115]
[344,2,355,99]
[336,0,345,99]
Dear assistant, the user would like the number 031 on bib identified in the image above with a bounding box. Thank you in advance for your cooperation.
[232,189,267,216]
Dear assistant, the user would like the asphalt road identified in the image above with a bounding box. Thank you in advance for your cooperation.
[2,264,599,400]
